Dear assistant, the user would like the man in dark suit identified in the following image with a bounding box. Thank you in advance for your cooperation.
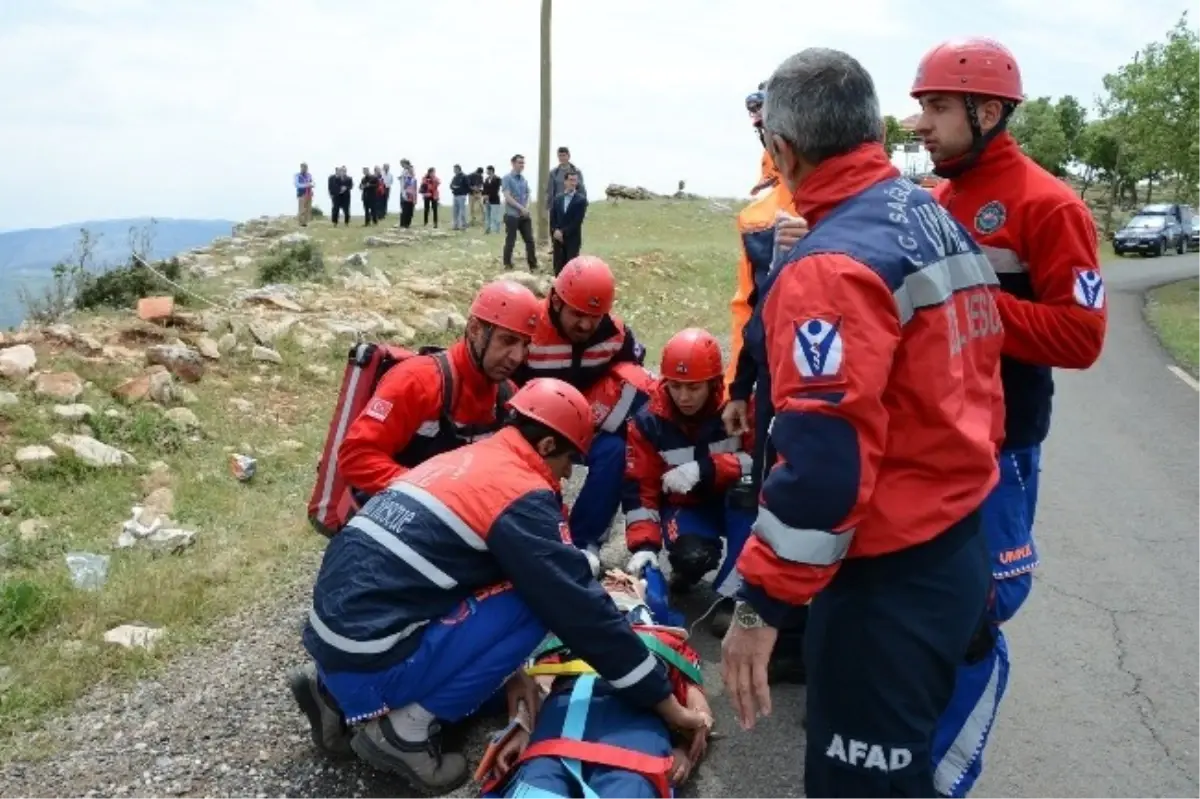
[549,169,588,275]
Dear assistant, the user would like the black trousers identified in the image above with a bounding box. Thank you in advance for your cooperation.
[423,197,439,227]
[379,188,391,218]
[552,235,582,275]
[331,195,351,225]
[361,193,377,225]
[400,200,415,229]
[803,510,989,798]
[504,215,537,268]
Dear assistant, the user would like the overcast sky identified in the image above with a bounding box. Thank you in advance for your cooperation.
[0,0,1192,231]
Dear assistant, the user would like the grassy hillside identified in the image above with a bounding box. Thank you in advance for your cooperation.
[0,198,742,753]
[1144,278,1200,377]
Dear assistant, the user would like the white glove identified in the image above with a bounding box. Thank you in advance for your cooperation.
[582,546,601,578]
[662,462,701,494]
[626,550,659,576]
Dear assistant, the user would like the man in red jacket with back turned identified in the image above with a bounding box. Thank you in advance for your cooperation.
[719,47,1005,798]
[911,38,1107,797]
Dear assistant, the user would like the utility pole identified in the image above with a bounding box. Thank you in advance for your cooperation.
[536,0,553,247]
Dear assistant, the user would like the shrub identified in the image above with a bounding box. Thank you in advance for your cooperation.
[257,240,326,285]
[0,579,62,640]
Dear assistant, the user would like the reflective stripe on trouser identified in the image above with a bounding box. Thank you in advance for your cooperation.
[660,503,754,598]
[318,584,546,724]
[496,677,671,799]
[570,431,627,549]
[931,446,1040,796]
[804,514,990,798]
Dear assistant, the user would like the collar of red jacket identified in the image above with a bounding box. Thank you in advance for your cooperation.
[945,131,1023,186]
[490,426,559,489]
[447,338,492,394]
[789,143,899,226]
[647,378,725,427]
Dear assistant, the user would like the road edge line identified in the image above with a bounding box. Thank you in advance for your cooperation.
[1166,365,1200,392]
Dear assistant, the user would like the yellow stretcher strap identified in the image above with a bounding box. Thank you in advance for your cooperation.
[525,659,596,678]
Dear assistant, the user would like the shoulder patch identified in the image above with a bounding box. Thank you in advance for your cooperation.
[1072,268,1105,310]
[793,318,844,380]
[974,201,1007,235]
[365,397,393,422]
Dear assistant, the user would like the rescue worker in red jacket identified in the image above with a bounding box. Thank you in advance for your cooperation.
[719,49,1004,798]
[726,81,813,687]
[910,38,1108,797]
[337,279,542,507]
[622,328,756,638]
[512,255,653,572]
[292,378,710,794]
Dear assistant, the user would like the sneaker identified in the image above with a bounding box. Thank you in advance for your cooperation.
[708,598,737,638]
[350,718,468,795]
[288,664,353,758]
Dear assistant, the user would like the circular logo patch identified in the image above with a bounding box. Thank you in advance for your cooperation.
[974,201,1007,235]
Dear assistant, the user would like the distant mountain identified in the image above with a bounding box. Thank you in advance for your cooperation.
[0,217,235,330]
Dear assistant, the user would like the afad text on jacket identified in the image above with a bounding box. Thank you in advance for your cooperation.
[304,427,673,710]
[737,143,1005,626]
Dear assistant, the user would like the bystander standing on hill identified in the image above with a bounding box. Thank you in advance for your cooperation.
[295,162,314,227]
[483,166,503,234]
[380,164,394,220]
[502,154,537,270]
[398,160,418,229]
[468,167,485,227]
[420,168,441,228]
[450,165,471,230]
[360,167,380,226]
[328,166,353,226]
[544,146,586,211]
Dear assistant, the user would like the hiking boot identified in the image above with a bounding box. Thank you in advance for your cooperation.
[351,718,468,795]
[288,664,353,758]
[708,598,737,638]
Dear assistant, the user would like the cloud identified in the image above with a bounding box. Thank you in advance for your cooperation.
[0,0,1193,229]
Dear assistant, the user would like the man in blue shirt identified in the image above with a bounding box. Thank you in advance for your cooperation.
[295,162,314,227]
[501,154,538,271]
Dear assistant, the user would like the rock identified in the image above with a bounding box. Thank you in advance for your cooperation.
[229,397,255,413]
[143,486,175,517]
[52,403,95,422]
[303,364,331,379]
[233,255,253,268]
[364,236,403,248]
[50,434,136,467]
[343,252,368,267]
[113,373,152,404]
[496,270,550,297]
[164,407,200,431]
[196,337,221,360]
[148,371,178,406]
[103,624,165,650]
[142,461,173,493]
[245,294,304,313]
[217,333,237,354]
[77,334,104,354]
[605,184,660,201]
[251,346,283,364]
[0,391,18,406]
[137,296,176,322]
[116,503,197,553]
[271,232,310,250]
[15,445,57,466]
[34,371,84,402]
[422,308,468,334]
[43,324,77,344]
[0,344,37,380]
[402,279,450,299]
[0,479,10,497]
[145,345,205,383]
[248,321,277,346]
[18,518,48,542]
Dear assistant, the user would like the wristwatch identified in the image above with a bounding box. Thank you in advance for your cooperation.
[733,601,768,629]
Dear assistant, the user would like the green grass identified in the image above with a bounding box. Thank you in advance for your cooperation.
[0,198,745,754]
[1144,278,1200,376]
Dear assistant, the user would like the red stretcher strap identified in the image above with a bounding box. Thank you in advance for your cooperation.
[519,738,674,798]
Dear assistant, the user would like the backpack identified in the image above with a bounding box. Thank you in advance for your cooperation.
[307,342,512,537]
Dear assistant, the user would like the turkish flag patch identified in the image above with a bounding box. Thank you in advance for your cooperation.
[365,398,393,422]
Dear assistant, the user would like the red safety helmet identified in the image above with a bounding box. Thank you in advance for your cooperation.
[506,377,594,454]
[660,328,723,383]
[911,38,1024,103]
[554,255,615,316]
[468,279,541,337]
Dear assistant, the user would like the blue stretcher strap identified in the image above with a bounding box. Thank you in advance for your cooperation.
[509,782,573,799]
[560,674,600,799]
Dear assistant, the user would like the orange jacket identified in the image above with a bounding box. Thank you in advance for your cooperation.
[726,151,798,394]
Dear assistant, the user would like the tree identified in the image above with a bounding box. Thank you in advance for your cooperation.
[536,0,552,247]
[1076,119,1121,199]
[882,115,909,154]
[1054,95,1087,163]
[1009,96,1070,175]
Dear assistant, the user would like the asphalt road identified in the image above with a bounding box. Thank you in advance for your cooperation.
[679,251,1200,798]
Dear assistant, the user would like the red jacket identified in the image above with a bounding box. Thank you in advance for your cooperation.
[337,340,509,495]
[735,145,1004,620]
[934,132,1107,448]
[623,381,753,551]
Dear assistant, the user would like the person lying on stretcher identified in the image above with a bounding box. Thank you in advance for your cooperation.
[477,568,713,798]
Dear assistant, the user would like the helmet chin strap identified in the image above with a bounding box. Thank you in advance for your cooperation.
[932,95,1015,179]
[468,323,496,377]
